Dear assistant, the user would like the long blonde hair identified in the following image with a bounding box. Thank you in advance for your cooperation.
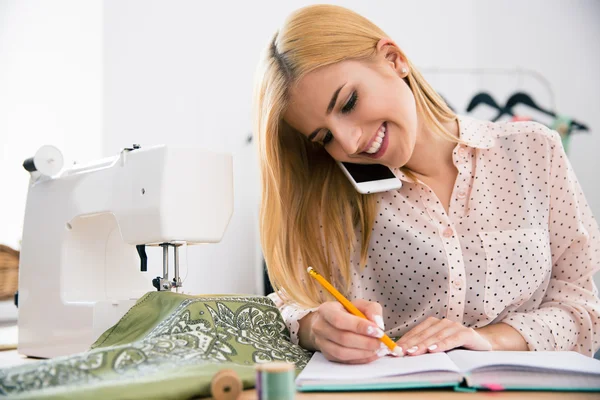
[253,4,456,308]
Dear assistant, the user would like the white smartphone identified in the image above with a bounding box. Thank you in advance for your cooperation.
[337,161,403,194]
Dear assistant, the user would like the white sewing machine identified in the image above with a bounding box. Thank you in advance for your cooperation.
[17,144,233,358]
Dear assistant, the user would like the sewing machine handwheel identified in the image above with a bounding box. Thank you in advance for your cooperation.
[22,145,64,176]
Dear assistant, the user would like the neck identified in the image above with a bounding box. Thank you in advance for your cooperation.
[404,117,459,180]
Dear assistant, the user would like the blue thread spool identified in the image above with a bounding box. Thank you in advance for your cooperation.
[255,362,295,400]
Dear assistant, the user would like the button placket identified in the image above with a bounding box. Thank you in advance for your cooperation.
[450,146,474,218]
[417,180,467,323]
[441,223,467,323]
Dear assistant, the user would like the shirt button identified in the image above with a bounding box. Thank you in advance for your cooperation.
[453,279,463,288]
[458,148,468,158]
[457,190,467,199]
[443,228,454,238]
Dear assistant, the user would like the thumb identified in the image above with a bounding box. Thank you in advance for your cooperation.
[353,299,385,331]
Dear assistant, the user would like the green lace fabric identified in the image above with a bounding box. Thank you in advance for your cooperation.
[0,292,312,399]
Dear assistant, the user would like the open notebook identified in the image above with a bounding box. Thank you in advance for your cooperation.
[296,350,600,392]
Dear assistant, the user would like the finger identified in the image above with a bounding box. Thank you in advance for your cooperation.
[426,328,475,353]
[319,302,384,339]
[408,324,462,356]
[396,317,444,348]
[352,299,385,331]
[397,317,441,342]
[401,320,456,356]
[317,337,382,363]
[313,318,381,352]
[430,327,493,353]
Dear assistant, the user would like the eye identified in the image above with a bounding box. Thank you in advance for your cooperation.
[322,130,333,145]
[342,91,358,114]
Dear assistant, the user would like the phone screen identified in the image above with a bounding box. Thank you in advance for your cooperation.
[341,162,396,183]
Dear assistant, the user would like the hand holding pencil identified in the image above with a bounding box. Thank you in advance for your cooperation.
[304,267,403,363]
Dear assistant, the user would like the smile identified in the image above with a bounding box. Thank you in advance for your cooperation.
[360,122,388,159]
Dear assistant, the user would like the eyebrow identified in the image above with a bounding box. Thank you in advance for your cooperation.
[308,83,346,141]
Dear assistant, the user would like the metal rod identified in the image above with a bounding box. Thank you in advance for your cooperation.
[174,245,180,293]
[161,243,169,281]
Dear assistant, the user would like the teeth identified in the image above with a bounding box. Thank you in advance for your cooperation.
[366,141,381,154]
[365,124,386,154]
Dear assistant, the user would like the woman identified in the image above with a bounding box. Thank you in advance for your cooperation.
[253,4,600,364]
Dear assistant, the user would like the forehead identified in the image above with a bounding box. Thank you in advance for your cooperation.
[285,60,369,134]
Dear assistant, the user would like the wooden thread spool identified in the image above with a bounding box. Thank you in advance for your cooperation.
[210,369,242,400]
[255,362,295,400]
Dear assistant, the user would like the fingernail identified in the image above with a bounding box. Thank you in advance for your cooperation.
[374,315,385,331]
[428,344,438,351]
[376,348,388,357]
[392,346,403,357]
[407,346,418,354]
[376,342,390,357]
[367,326,384,338]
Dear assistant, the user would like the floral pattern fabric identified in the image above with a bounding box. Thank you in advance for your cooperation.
[0,292,311,399]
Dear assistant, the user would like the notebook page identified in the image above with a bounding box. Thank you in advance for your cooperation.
[296,351,460,382]
[447,350,600,375]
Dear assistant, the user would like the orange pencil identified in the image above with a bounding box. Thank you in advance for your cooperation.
[307,267,403,356]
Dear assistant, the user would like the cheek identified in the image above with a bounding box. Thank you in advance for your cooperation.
[395,81,416,115]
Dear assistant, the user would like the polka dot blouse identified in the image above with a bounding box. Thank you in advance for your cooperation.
[269,116,600,356]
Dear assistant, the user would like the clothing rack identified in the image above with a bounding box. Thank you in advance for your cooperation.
[418,67,556,110]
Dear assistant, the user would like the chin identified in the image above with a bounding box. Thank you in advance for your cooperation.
[385,150,409,169]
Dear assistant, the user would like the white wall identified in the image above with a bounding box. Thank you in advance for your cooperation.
[100,0,482,296]
[102,0,600,291]
[0,0,103,250]
[1,1,598,296]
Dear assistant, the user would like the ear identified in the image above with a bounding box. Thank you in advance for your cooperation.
[376,38,409,78]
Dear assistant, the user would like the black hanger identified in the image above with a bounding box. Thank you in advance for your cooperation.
[467,92,502,113]
[466,92,514,121]
[498,92,588,131]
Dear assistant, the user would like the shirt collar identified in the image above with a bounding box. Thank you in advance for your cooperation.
[392,116,495,183]
[457,115,496,150]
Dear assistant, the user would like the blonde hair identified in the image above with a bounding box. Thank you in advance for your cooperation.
[253,4,456,308]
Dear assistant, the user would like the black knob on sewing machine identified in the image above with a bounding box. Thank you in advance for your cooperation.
[152,277,162,291]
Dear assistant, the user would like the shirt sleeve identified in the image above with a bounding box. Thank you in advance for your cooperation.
[501,129,600,356]
[268,291,319,345]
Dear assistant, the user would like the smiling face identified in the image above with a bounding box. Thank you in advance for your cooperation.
[283,48,418,169]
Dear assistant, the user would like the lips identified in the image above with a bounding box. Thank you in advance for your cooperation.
[360,122,386,154]
[360,122,388,159]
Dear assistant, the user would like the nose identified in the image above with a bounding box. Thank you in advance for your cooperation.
[333,121,362,155]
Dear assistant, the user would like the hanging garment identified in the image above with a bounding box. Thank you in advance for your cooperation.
[510,115,532,122]
[550,115,574,154]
